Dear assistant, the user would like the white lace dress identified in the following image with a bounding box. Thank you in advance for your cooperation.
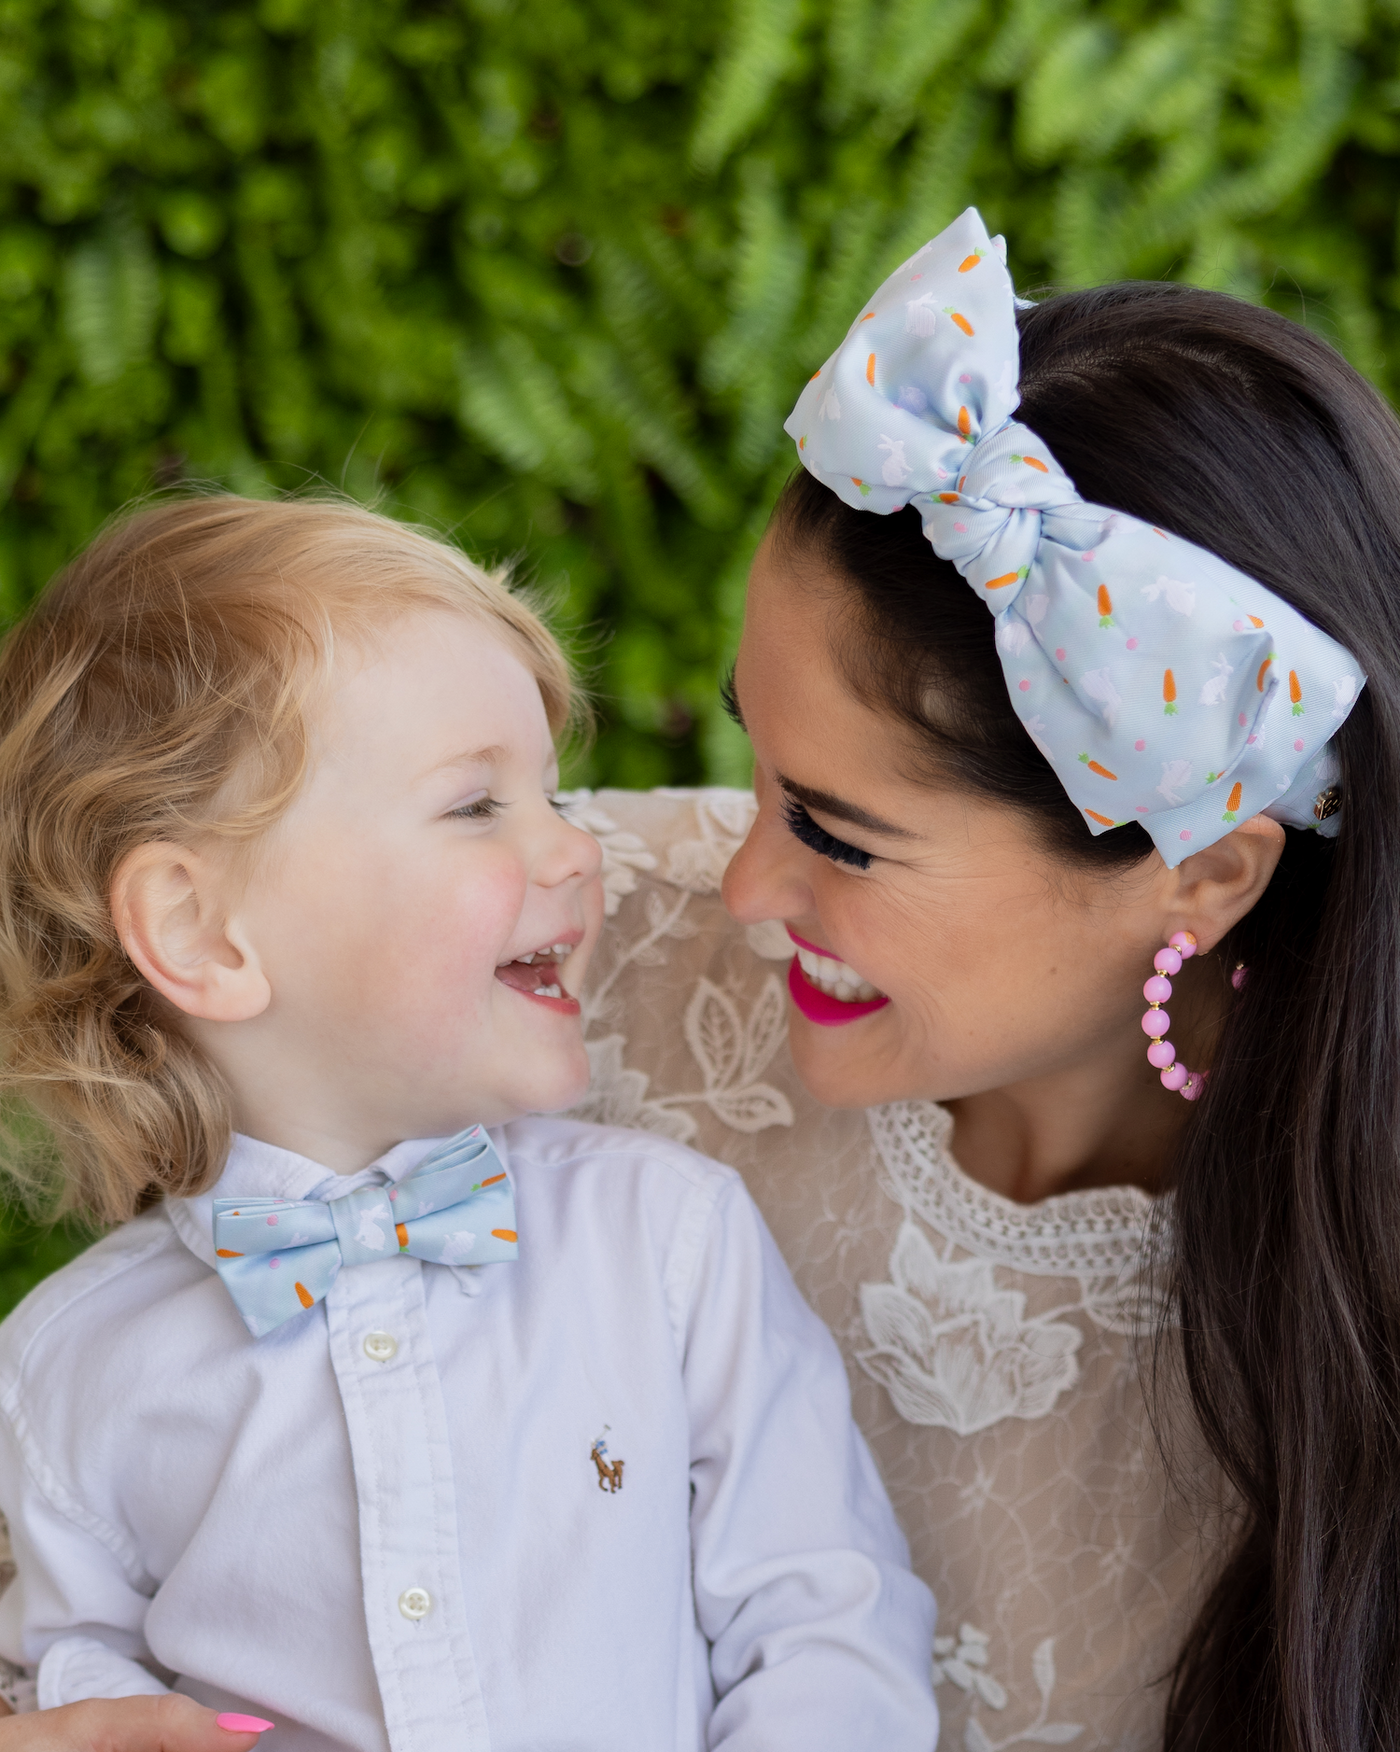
[565,787,1216,1752]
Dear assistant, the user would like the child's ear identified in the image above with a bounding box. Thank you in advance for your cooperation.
[1163,813,1286,955]
[110,843,271,1023]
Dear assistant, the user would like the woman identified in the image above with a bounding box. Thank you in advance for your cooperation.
[723,214,1393,1749]
[578,209,1394,1752]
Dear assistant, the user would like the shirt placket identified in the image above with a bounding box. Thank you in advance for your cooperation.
[324,1251,490,1752]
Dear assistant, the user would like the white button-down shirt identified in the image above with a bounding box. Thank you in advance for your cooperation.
[0,1118,938,1751]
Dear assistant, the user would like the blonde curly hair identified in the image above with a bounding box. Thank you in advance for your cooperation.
[0,494,576,1225]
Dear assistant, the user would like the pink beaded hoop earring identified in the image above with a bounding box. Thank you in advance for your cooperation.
[1142,931,1207,1102]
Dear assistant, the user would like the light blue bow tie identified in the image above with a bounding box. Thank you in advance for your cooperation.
[213,1127,518,1336]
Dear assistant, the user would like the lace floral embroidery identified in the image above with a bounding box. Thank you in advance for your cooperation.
[859,1224,1083,1436]
[934,1626,1085,1749]
[867,1102,1162,1335]
[565,790,791,1145]
[857,1106,1161,1431]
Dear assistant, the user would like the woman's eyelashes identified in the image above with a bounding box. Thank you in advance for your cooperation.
[720,667,744,730]
[780,794,873,871]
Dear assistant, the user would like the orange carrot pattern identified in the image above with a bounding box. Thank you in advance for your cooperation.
[492,1228,518,1243]
[866,352,876,385]
[1256,657,1272,692]
[1289,670,1303,716]
[216,1249,243,1258]
[1084,808,1116,826]
[957,406,971,439]
[482,1173,507,1187]
[1223,781,1243,822]
[858,312,875,322]
[945,310,975,336]
[295,1282,314,1310]
[1097,584,1113,627]
[938,492,959,504]
[396,1223,409,1249]
[1078,754,1118,779]
[1010,452,1048,472]
[958,251,984,272]
[1163,669,1177,716]
[986,572,1020,589]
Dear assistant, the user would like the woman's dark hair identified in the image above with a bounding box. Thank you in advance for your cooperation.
[772,287,1400,1752]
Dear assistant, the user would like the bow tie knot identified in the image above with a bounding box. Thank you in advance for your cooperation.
[212,1127,517,1336]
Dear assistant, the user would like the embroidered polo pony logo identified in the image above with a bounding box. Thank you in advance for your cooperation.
[590,1428,624,1493]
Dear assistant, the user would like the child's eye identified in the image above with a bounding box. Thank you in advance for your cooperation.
[780,795,873,871]
[449,796,501,821]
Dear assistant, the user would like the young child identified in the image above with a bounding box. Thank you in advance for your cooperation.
[0,499,938,1750]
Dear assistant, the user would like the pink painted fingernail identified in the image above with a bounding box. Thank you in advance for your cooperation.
[217,1716,275,1734]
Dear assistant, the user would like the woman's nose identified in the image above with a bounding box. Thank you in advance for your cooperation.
[722,792,814,925]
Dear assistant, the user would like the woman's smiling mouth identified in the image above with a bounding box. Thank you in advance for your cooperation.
[785,928,890,1026]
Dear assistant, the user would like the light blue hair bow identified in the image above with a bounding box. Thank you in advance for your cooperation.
[213,1126,517,1336]
[784,208,1363,868]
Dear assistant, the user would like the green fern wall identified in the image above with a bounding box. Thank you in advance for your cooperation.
[0,0,1398,1299]
[2,0,1399,793]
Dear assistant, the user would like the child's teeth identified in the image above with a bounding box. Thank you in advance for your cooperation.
[551,943,570,955]
[537,983,562,999]
[520,953,536,964]
[793,944,881,1003]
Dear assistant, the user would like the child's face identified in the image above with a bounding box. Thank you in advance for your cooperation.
[205,608,604,1157]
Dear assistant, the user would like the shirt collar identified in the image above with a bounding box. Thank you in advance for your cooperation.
[165,1130,500,1270]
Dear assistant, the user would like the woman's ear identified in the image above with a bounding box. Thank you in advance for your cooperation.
[110,842,271,1023]
[1165,814,1286,954]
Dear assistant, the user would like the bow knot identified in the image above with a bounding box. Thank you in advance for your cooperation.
[784,207,1364,867]
[213,1127,517,1336]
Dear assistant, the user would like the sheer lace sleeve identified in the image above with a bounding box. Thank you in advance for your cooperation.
[0,1514,35,1713]
[564,787,1218,1752]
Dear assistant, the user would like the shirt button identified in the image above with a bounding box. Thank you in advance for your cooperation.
[363,1331,398,1363]
[398,1587,432,1621]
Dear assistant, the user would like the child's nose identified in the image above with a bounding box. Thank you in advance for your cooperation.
[537,814,603,888]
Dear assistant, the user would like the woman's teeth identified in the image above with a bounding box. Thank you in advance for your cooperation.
[793,945,882,1004]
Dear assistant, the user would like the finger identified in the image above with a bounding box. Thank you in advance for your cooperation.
[25,1693,271,1752]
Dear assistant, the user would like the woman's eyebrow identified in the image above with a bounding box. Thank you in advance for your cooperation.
[778,775,916,840]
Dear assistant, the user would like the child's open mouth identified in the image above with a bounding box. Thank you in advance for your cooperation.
[494,942,581,1015]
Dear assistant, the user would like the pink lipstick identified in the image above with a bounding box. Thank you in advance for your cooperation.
[783,929,890,1026]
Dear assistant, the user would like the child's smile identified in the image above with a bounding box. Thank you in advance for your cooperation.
[494,933,585,1013]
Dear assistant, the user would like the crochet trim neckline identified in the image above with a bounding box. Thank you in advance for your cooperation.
[868,1101,1158,1279]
